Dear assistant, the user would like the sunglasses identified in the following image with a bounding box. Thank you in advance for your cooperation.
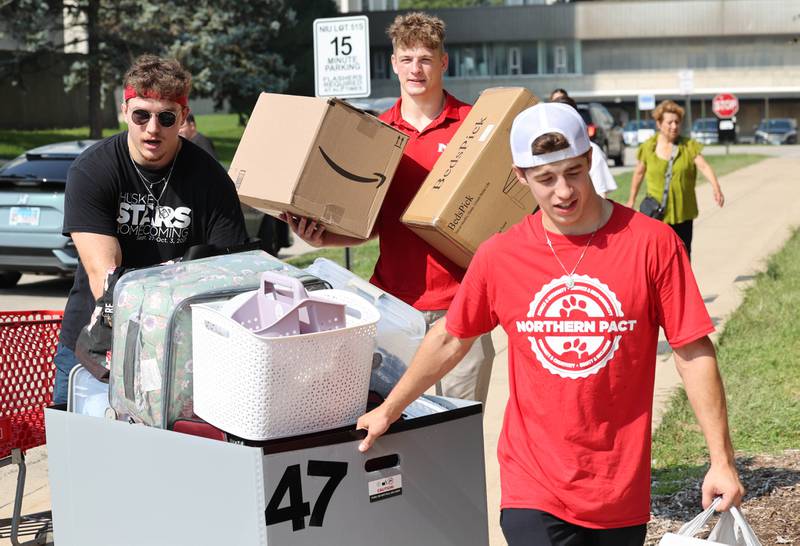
[130,109,179,128]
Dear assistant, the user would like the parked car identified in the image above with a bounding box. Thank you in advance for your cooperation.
[576,102,625,165]
[0,140,96,287]
[0,140,290,288]
[623,119,656,147]
[346,97,398,116]
[754,118,797,145]
[691,118,720,145]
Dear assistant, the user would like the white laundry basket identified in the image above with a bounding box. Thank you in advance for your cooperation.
[191,289,379,440]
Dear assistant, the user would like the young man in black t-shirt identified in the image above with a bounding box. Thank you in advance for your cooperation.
[53,55,246,404]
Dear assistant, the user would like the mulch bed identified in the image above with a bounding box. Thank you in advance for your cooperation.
[646,450,800,544]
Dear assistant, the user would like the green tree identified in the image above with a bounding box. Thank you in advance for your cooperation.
[272,0,338,97]
[0,0,296,133]
[167,1,296,125]
[398,0,502,8]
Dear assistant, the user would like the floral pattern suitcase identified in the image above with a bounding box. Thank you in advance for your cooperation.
[109,251,326,429]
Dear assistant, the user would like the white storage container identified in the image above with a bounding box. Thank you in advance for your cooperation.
[191,289,379,441]
[67,364,110,418]
[305,258,427,397]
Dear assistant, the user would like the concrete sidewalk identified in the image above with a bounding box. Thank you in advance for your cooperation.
[2,156,799,545]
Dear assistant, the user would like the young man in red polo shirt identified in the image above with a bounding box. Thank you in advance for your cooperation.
[356,103,744,545]
[284,12,495,404]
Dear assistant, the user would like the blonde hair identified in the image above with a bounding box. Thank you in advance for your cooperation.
[387,12,446,53]
[653,100,685,124]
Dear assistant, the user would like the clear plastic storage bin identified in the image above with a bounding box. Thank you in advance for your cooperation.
[305,258,427,397]
[67,364,110,418]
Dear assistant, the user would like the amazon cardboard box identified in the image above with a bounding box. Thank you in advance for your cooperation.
[230,93,408,239]
[401,87,539,268]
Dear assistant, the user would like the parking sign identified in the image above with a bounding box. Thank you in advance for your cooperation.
[637,94,656,111]
[313,16,370,99]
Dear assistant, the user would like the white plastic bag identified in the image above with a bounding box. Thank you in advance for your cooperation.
[658,497,762,546]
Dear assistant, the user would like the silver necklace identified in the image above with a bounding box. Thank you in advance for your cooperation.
[129,150,179,219]
[543,221,600,290]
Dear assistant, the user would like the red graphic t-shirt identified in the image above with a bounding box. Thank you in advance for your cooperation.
[371,93,472,310]
[445,202,714,528]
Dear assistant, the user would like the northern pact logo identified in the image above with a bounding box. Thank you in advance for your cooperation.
[515,275,636,379]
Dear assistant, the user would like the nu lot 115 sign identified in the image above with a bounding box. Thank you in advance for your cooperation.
[314,16,370,99]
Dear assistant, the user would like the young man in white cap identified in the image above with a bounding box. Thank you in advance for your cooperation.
[357,102,744,545]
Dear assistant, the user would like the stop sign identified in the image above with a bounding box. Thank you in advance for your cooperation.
[712,93,739,119]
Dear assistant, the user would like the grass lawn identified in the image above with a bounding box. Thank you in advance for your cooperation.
[0,113,243,163]
[0,125,125,159]
[651,228,800,494]
[286,239,380,280]
[188,113,243,166]
[607,153,767,207]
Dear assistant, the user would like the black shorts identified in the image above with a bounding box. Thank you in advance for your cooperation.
[500,508,647,546]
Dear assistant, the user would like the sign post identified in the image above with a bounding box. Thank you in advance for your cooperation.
[678,70,694,132]
[313,15,371,269]
[712,93,739,154]
[313,15,371,99]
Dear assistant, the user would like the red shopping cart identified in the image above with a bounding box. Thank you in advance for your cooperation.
[0,310,62,546]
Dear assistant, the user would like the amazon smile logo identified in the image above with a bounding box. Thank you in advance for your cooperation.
[318,147,387,187]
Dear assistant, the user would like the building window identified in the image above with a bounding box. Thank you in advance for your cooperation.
[545,41,577,74]
[372,49,389,80]
[374,40,583,81]
[447,44,489,77]
[508,47,522,75]
[521,43,538,74]
[553,45,568,74]
[447,42,538,78]
[361,0,398,11]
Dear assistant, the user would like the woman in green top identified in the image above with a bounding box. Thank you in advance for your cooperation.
[626,100,724,258]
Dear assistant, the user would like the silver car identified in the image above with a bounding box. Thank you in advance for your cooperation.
[0,140,97,287]
[691,118,720,145]
[754,118,797,145]
[623,119,656,147]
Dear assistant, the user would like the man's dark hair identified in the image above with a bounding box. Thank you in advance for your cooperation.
[532,133,570,155]
[549,88,569,100]
[123,54,191,103]
[533,96,592,157]
[551,95,578,112]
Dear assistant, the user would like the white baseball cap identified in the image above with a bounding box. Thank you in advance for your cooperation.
[510,102,591,168]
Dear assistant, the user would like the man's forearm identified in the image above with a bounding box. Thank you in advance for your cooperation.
[626,162,646,206]
[382,319,476,420]
[71,232,122,299]
[674,337,735,466]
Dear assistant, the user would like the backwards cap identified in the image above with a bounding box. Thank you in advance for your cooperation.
[510,102,591,168]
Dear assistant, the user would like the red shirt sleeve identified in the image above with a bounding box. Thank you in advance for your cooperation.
[444,242,498,339]
[654,234,715,348]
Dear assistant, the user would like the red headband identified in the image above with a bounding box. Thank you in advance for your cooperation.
[124,86,188,107]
